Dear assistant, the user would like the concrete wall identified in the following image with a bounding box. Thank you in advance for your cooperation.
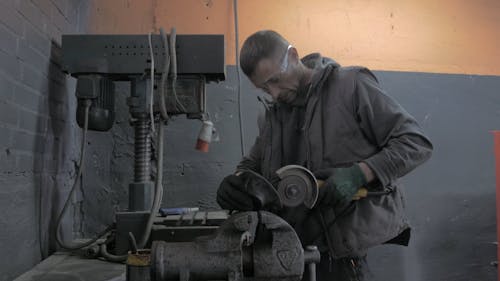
[368,71,498,281]
[0,0,89,280]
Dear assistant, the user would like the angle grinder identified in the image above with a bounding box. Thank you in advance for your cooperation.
[241,165,374,210]
[275,165,377,208]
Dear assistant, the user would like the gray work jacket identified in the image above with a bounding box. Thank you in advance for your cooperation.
[237,53,433,257]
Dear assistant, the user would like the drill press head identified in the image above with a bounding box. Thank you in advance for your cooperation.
[62,33,226,131]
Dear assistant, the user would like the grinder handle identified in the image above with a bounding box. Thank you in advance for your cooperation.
[316,180,368,201]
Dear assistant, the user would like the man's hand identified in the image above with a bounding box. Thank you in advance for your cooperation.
[314,164,368,207]
[216,174,255,211]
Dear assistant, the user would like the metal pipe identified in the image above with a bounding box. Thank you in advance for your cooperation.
[304,245,320,281]
[307,263,316,281]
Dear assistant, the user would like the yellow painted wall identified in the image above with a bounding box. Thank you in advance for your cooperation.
[87,0,500,75]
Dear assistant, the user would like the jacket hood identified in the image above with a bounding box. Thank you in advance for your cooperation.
[301,53,340,88]
[301,53,340,69]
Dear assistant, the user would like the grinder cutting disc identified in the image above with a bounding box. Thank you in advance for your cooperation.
[275,165,319,208]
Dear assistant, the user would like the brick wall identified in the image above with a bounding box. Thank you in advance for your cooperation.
[0,0,89,280]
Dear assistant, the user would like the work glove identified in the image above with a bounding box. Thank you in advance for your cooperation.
[216,173,256,211]
[313,164,368,207]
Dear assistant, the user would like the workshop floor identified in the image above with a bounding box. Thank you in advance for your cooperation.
[14,252,125,281]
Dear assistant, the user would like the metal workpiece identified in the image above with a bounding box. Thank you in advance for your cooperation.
[151,211,316,281]
[151,210,228,242]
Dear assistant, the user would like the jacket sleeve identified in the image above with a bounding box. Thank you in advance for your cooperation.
[353,68,433,187]
[236,111,265,173]
[236,136,263,173]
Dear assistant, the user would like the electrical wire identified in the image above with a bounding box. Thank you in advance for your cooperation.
[148,32,156,132]
[310,202,355,244]
[100,238,127,263]
[169,28,187,113]
[233,0,245,157]
[159,28,170,121]
[55,99,113,250]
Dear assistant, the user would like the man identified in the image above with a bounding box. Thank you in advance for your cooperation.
[217,30,433,280]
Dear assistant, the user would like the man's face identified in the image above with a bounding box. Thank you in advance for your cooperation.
[250,45,300,104]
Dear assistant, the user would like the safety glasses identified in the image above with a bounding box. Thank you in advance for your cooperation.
[280,44,293,72]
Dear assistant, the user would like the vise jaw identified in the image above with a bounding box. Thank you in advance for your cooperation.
[150,211,320,281]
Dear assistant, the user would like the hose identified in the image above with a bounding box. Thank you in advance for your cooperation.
[55,99,113,250]
[100,242,127,263]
